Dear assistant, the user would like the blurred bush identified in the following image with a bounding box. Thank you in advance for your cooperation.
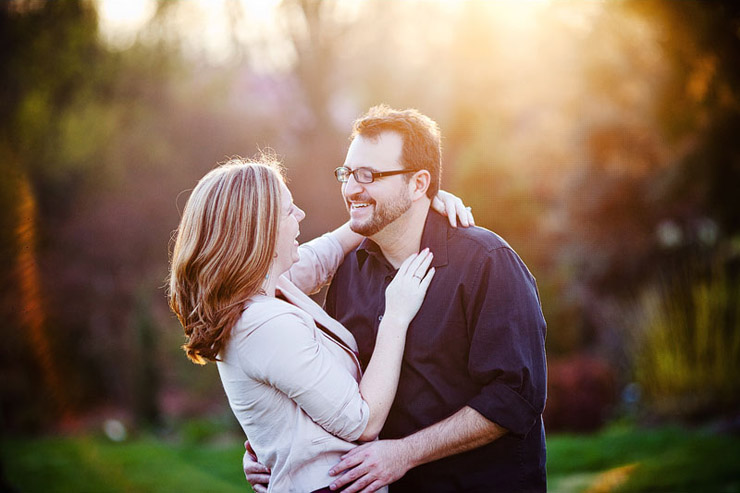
[631,255,740,420]
[544,355,618,432]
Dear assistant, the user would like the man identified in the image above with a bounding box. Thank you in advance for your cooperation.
[247,105,547,492]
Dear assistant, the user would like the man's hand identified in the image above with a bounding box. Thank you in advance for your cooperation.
[243,440,270,493]
[328,440,413,493]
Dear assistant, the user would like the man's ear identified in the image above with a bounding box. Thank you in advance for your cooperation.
[409,170,431,201]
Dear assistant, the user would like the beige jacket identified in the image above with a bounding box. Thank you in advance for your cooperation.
[217,234,386,493]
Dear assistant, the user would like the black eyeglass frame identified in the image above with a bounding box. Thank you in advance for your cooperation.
[334,166,416,184]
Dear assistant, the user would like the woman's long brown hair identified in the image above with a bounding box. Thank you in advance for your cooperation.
[168,157,283,364]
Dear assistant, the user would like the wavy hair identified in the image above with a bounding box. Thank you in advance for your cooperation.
[168,156,284,364]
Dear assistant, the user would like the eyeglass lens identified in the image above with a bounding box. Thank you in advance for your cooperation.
[336,167,373,183]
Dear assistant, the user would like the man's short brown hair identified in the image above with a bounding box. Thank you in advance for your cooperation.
[351,105,441,198]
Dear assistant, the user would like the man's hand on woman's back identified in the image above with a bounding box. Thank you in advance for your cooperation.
[244,440,270,493]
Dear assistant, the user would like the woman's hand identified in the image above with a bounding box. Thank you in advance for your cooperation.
[432,190,475,228]
[383,249,435,327]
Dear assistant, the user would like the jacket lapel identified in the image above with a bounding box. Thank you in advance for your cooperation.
[276,275,361,357]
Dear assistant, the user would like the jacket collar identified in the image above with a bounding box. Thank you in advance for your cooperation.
[275,276,359,354]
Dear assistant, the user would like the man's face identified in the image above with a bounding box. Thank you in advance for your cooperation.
[342,131,413,237]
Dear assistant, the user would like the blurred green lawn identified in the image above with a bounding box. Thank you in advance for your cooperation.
[2,423,739,492]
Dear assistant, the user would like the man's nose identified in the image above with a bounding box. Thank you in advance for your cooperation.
[343,172,363,197]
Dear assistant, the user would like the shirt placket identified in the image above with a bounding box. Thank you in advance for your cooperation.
[371,254,397,334]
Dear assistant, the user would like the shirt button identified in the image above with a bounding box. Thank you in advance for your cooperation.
[378,315,383,321]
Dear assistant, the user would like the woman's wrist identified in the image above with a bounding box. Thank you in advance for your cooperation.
[378,313,411,332]
[332,222,363,255]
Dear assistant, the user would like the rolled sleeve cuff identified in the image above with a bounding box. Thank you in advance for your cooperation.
[467,381,540,437]
[341,399,371,443]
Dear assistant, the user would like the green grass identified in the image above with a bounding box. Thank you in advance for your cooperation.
[2,433,251,493]
[548,423,740,492]
[3,423,739,492]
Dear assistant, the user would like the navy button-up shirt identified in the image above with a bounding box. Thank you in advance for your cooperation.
[325,211,547,492]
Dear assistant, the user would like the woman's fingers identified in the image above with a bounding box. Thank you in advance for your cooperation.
[432,190,474,228]
[431,195,447,216]
[399,248,429,276]
[397,249,420,276]
[411,251,434,280]
[406,251,432,281]
[396,248,434,282]
[420,267,435,290]
[443,195,458,227]
[454,198,470,227]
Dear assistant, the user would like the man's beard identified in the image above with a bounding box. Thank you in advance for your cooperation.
[347,189,412,237]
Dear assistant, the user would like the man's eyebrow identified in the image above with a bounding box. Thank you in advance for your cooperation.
[352,165,380,172]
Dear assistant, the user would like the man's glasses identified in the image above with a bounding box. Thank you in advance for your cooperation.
[334,166,415,184]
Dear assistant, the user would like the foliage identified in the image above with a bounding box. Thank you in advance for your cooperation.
[630,257,740,420]
[545,356,617,432]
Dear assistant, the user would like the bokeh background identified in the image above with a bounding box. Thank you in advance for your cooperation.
[1,0,739,491]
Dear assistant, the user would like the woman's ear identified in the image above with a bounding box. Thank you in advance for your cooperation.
[409,170,431,200]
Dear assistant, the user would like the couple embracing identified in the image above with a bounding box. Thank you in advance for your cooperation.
[168,105,547,492]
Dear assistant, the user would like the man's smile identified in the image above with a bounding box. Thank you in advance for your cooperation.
[347,197,375,216]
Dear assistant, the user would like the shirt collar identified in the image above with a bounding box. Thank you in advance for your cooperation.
[355,208,450,269]
[419,209,450,268]
[355,237,381,270]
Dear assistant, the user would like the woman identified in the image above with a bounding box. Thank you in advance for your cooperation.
[168,156,471,493]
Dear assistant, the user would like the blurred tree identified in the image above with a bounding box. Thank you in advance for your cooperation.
[639,0,740,239]
[1,0,109,431]
[1,0,186,431]
[273,0,354,239]
[560,0,740,345]
[551,2,740,422]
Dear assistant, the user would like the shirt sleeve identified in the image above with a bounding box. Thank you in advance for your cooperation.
[464,247,547,438]
[237,311,370,442]
[285,233,346,295]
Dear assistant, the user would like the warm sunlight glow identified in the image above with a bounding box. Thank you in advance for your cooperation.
[96,0,156,47]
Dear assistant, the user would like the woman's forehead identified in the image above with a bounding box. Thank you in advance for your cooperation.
[279,181,293,206]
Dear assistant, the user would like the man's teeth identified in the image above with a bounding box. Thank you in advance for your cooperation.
[351,203,371,209]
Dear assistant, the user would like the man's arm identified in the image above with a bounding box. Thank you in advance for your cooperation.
[328,406,506,493]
